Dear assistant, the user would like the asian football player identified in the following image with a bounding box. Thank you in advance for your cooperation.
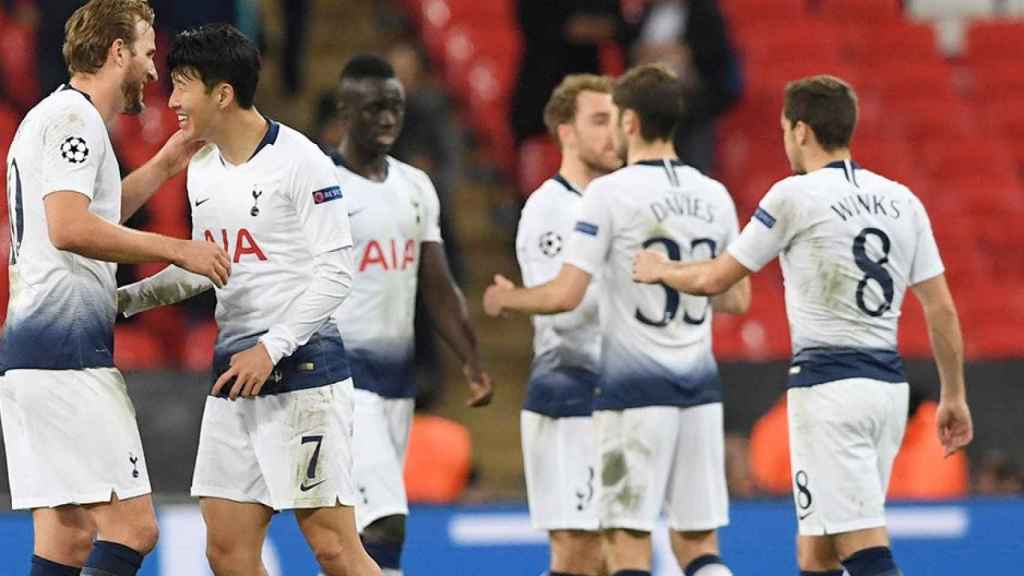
[116,25,380,576]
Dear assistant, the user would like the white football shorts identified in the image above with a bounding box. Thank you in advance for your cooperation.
[595,402,729,533]
[0,368,151,509]
[521,410,599,531]
[788,378,909,536]
[352,388,415,531]
[191,379,356,511]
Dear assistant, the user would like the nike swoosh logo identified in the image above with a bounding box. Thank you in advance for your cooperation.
[300,479,327,492]
[347,207,366,218]
[194,198,210,207]
[799,511,814,520]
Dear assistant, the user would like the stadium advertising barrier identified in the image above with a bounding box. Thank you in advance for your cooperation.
[0,500,1018,574]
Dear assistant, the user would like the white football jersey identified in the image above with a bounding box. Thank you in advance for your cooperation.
[566,159,739,411]
[517,175,601,418]
[330,154,442,398]
[187,121,354,394]
[2,86,121,372]
[728,160,944,387]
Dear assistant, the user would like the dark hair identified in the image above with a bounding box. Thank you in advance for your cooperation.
[783,75,859,151]
[612,64,685,142]
[339,54,396,82]
[168,24,261,109]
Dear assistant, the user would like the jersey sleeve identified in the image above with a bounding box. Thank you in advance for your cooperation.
[564,182,613,276]
[719,183,741,250]
[415,169,444,244]
[908,195,945,285]
[727,180,799,272]
[290,150,354,255]
[516,194,567,287]
[41,103,106,200]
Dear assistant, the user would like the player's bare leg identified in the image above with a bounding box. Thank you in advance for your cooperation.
[550,529,603,575]
[295,504,381,576]
[200,497,273,576]
[797,535,843,573]
[601,528,651,574]
[669,530,732,575]
[32,505,97,567]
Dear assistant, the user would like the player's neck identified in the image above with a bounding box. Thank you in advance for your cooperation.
[214,108,269,166]
[627,138,677,166]
[558,154,600,191]
[802,147,852,174]
[68,73,121,125]
[338,139,388,182]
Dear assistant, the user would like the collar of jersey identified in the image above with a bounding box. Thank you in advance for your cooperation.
[552,173,582,196]
[330,150,391,183]
[824,160,860,170]
[59,83,93,103]
[634,158,685,167]
[248,117,280,161]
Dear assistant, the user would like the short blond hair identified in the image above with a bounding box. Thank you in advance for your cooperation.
[543,74,613,140]
[63,0,155,75]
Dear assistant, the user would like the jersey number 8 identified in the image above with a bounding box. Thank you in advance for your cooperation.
[852,227,895,317]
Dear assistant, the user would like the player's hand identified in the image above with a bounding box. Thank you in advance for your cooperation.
[211,343,275,400]
[633,249,669,284]
[174,239,231,288]
[463,364,494,407]
[155,129,205,179]
[936,396,973,457]
[483,274,515,317]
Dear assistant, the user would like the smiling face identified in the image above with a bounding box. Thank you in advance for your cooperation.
[339,77,405,157]
[120,19,157,114]
[169,69,223,141]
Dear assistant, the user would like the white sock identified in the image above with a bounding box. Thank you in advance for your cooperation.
[382,570,402,576]
[690,563,733,576]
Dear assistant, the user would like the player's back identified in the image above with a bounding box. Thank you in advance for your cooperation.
[331,154,443,398]
[732,160,944,386]
[568,160,739,410]
[2,86,121,372]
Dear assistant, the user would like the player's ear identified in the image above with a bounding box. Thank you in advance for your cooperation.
[109,38,127,69]
[556,123,575,150]
[215,82,234,110]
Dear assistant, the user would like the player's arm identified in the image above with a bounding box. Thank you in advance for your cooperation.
[117,264,214,317]
[633,250,751,297]
[120,130,205,222]
[44,192,230,286]
[711,275,752,314]
[419,242,493,407]
[910,274,972,456]
[484,263,592,317]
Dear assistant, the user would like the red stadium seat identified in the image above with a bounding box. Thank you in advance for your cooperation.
[0,16,38,111]
[966,20,1024,66]
[721,0,806,26]
[183,320,219,372]
[897,97,974,143]
[843,21,940,66]
[114,324,169,370]
[816,0,904,24]
[864,60,958,105]
[737,19,842,66]
[919,139,1018,183]
[969,61,1024,101]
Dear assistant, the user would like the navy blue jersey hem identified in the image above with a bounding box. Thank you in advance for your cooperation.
[212,329,351,397]
[523,364,598,418]
[788,346,905,388]
[347,346,416,398]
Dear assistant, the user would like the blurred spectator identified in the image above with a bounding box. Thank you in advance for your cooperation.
[311,88,344,153]
[275,0,310,94]
[510,0,625,144]
[386,39,464,281]
[626,0,743,175]
[974,450,1024,495]
[725,433,757,498]
[748,395,790,496]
